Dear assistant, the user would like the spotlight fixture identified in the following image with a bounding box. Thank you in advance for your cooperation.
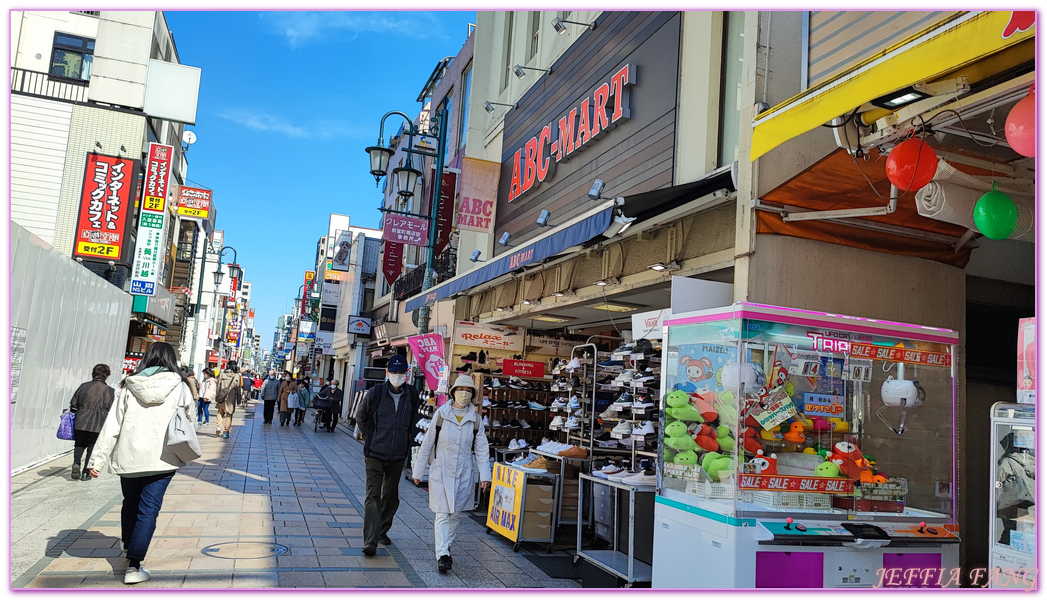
[469,249,482,262]
[612,211,636,235]
[495,306,507,312]
[483,101,518,113]
[551,17,597,35]
[647,261,680,272]
[498,232,512,246]
[593,277,620,287]
[513,65,552,79]
[531,314,571,323]
[536,210,551,227]
[522,298,540,306]
[869,86,934,110]
[552,289,575,298]
[588,179,606,201]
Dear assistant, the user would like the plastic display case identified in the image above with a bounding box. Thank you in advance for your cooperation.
[651,303,960,589]
[988,402,1035,587]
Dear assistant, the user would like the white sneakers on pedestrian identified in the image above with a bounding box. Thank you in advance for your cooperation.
[124,565,151,584]
[611,420,633,435]
[632,421,655,435]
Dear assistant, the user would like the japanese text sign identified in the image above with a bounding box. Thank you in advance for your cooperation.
[456,158,500,235]
[73,154,137,262]
[142,143,173,213]
[453,321,524,352]
[129,152,170,296]
[408,333,448,406]
[177,186,211,220]
[751,386,797,429]
[382,214,430,246]
[502,360,545,378]
[802,393,846,418]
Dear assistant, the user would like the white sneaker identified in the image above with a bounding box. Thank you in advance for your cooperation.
[549,416,565,429]
[568,396,581,410]
[599,406,619,420]
[124,566,151,584]
[492,419,502,428]
[519,419,531,429]
[621,468,658,485]
[632,399,655,410]
[632,421,655,435]
[607,469,632,482]
[482,397,492,407]
[491,379,502,389]
[482,416,490,427]
[612,420,633,435]
[563,416,580,430]
[517,439,528,449]
[566,357,582,371]
[414,432,424,444]
[508,438,520,450]
[593,464,624,479]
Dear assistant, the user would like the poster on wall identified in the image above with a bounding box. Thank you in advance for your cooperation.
[456,158,500,235]
[72,154,138,262]
[176,186,211,220]
[10,327,27,403]
[454,321,524,352]
[408,333,448,407]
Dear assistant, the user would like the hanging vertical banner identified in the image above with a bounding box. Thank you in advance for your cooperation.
[302,271,315,317]
[129,144,173,296]
[430,169,459,255]
[381,240,404,285]
[72,154,139,262]
[211,229,225,253]
[456,157,500,235]
[408,333,448,406]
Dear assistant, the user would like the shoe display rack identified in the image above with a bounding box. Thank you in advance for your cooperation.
[481,374,558,449]
[575,472,656,586]
[408,391,438,484]
[589,339,663,465]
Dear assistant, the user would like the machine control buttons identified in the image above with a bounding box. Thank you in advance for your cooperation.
[785,517,794,530]
[795,524,807,532]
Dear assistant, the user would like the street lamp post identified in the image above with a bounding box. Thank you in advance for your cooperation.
[210,246,240,367]
[365,104,448,334]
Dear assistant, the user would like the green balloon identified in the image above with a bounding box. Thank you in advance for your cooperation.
[973,190,1018,240]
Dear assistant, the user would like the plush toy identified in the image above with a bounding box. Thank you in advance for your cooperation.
[741,427,764,455]
[749,449,778,475]
[663,447,677,463]
[784,381,796,397]
[665,390,691,408]
[668,402,705,422]
[810,416,832,432]
[665,420,699,451]
[833,441,866,480]
[692,424,719,452]
[783,422,806,444]
[802,447,819,455]
[673,449,699,465]
[815,458,845,478]
[690,390,720,422]
[701,451,734,481]
[716,425,735,453]
[759,426,784,442]
[795,414,815,430]
[829,417,850,433]
[716,395,739,429]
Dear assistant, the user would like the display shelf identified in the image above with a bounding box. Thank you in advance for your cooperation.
[577,473,655,585]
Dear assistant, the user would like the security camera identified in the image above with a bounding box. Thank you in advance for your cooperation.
[588,179,605,201]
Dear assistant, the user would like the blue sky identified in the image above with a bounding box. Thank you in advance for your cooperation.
[164,10,475,349]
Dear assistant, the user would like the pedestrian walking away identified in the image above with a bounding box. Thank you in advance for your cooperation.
[277,372,295,426]
[215,362,243,439]
[198,369,216,425]
[240,370,253,407]
[413,374,490,573]
[285,376,302,425]
[354,354,420,556]
[87,342,196,585]
[68,364,115,481]
[260,370,280,424]
[183,367,199,408]
[293,379,309,426]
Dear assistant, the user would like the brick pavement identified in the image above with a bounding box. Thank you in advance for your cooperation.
[11,399,581,589]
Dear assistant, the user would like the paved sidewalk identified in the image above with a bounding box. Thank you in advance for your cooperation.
[11,400,581,589]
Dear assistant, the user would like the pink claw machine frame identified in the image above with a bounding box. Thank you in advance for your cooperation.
[651,303,959,588]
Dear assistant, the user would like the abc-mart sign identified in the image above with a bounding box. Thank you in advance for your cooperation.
[505,64,635,204]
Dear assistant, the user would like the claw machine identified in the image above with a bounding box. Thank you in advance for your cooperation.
[651,303,960,588]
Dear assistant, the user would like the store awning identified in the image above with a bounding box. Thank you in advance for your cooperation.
[404,202,615,312]
[750,11,1035,161]
[620,164,736,222]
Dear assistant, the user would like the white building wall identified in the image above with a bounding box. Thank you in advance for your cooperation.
[10,95,73,245]
[87,11,154,108]
[11,222,132,473]
[11,10,99,71]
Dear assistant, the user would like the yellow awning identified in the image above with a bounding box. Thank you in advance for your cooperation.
[750,11,1035,161]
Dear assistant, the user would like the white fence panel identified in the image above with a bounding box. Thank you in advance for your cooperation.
[10,221,131,473]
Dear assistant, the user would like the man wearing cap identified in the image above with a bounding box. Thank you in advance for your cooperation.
[353,354,420,556]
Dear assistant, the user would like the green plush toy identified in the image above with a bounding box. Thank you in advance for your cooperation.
[664,420,699,450]
[667,403,705,422]
[716,425,735,452]
[716,396,739,428]
[701,451,734,481]
[663,447,677,463]
[673,450,699,465]
[665,390,691,407]
[814,459,844,478]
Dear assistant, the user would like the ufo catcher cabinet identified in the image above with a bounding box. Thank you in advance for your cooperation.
[650,303,960,589]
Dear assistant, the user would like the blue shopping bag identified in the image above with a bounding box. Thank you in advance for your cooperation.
[57,411,75,440]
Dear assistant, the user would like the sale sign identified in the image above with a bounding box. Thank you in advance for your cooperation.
[381,240,404,286]
[382,214,430,246]
[177,186,212,220]
[849,343,951,367]
[502,359,545,378]
[456,158,500,234]
[73,154,137,262]
[408,333,448,406]
[738,473,855,494]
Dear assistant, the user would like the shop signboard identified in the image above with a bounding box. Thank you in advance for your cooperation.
[527,336,575,356]
[408,333,448,407]
[298,321,316,341]
[123,352,144,374]
[738,473,855,494]
[316,330,334,355]
[302,271,315,317]
[321,281,341,307]
[381,240,404,286]
[632,308,675,341]
[382,214,430,246]
[847,343,951,367]
[129,143,174,296]
[348,316,372,336]
[502,359,545,378]
[487,463,526,542]
[454,321,524,352]
[176,186,212,220]
[211,229,224,253]
[330,229,352,271]
[284,342,295,352]
[319,306,336,331]
[456,158,500,235]
[430,169,458,255]
[72,153,138,262]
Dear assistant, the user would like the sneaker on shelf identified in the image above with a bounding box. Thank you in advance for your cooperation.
[482,416,490,427]
[508,377,526,390]
[549,398,566,411]
[495,400,509,409]
[528,400,547,410]
[632,421,656,435]
[491,378,502,389]
[597,359,624,367]
[492,368,503,375]
[475,368,491,374]
[558,445,588,458]
[614,371,635,383]
[482,397,492,407]
[593,464,624,479]
[508,438,520,450]
[595,431,613,442]
[611,343,635,355]
[414,432,424,444]
[478,349,488,364]
[518,419,531,429]
[509,419,523,429]
[634,339,655,355]
[631,398,655,410]
[567,396,581,410]
[598,406,619,420]
[414,418,426,429]
[510,453,531,465]
[621,467,658,486]
[457,364,472,374]
[565,357,582,371]
[571,375,582,388]
[607,469,633,483]
[611,420,634,436]
[517,438,528,449]
[549,416,565,429]
[461,351,478,362]
[492,419,502,428]
[563,416,580,430]
[612,392,634,408]
[633,372,656,383]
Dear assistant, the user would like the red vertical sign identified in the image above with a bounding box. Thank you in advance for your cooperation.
[142,143,173,213]
[430,169,458,255]
[72,154,138,261]
[381,240,404,286]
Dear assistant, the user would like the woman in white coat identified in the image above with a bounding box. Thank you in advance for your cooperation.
[413,375,490,573]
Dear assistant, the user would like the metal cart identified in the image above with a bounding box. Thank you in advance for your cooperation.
[575,473,655,586]
[486,464,560,553]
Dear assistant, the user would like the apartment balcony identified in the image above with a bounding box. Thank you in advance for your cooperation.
[10,67,89,103]
[392,246,457,301]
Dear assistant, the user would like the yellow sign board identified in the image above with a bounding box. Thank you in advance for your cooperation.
[486,463,526,542]
[143,196,166,212]
[76,241,120,258]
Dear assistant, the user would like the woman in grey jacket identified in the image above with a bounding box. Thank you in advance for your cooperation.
[69,364,115,481]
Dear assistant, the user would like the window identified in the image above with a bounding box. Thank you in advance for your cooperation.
[458,64,472,150]
[718,12,745,166]
[501,12,515,91]
[560,11,572,20]
[50,33,94,82]
[529,12,540,59]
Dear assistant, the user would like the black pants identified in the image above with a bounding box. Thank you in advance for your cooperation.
[294,408,305,425]
[363,458,404,545]
[263,400,276,423]
[120,472,174,563]
[73,430,100,471]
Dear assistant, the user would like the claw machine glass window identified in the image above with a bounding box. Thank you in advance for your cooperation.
[989,402,1035,586]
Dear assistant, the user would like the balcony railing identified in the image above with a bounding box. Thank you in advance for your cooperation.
[176,241,194,262]
[11,67,88,103]
[392,246,457,301]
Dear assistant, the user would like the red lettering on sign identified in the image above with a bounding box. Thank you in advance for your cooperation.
[522,137,538,193]
[575,98,591,149]
[591,82,610,139]
[557,109,577,161]
[609,64,634,123]
[536,125,552,182]
[507,149,523,202]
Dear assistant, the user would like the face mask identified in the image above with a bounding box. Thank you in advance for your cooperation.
[454,390,473,406]
[331,384,338,389]
[388,374,407,387]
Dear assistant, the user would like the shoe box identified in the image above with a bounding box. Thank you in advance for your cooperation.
[524,483,555,512]
[522,481,555,539]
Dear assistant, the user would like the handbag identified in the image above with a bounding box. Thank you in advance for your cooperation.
[57,410,75,440]
[166,387,202,462]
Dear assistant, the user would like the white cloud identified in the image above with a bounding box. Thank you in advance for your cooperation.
[217,109,368,140]
[265,11,447,47]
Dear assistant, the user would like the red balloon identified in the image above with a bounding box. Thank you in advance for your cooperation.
[1005,90,1035,158]
[885,138,939,191]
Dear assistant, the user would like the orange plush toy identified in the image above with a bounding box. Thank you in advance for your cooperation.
[693,424,719,452]
[749,449,778,475]
[833,441,866,480]
[689,390,720,422]
[741,427,764,455]
[783,422,806,444]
